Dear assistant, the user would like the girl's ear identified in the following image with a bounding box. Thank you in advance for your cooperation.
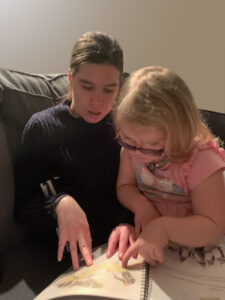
[68,68,72,81]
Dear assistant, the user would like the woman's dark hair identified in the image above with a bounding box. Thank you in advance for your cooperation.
[69,31,123,76]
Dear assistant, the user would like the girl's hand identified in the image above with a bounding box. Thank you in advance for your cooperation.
[106,224,136,260]
[122,219,169,267]
[55,195,93,270]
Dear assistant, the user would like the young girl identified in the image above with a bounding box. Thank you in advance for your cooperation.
[112,66,225,267]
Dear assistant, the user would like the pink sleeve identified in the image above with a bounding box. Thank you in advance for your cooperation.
[187,149,225,190]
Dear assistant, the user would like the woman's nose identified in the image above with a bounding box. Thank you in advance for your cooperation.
[91,93,104,103]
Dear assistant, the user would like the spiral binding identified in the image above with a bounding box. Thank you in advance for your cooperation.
[139,262,151,300]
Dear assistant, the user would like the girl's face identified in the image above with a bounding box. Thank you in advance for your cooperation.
[117,120,167,162]
[69,63,120,123]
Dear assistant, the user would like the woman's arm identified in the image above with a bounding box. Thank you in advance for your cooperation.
[14,117,57,226]
[15,116,93,270]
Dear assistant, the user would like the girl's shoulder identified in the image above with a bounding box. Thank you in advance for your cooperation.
[181,141,225,190]
[187,141,225,167]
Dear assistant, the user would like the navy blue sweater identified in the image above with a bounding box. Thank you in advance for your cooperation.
[15,100,132,245]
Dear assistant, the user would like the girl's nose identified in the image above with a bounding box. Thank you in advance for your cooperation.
[134,149,142,156]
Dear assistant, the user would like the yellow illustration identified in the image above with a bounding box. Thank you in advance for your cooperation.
[55,255,143,290]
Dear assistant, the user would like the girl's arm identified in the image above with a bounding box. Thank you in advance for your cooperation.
[160,169,225,247]
[122,169,225,267]
[117,149,160,229]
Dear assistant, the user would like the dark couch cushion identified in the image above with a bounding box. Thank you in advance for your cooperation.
[0,69,68,251]
[0,69,68,160]
[200,109,225,145]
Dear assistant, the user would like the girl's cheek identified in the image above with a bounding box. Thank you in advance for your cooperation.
[129,151,152,163]
[130,150,165,164]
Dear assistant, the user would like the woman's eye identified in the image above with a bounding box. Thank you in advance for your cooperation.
[103,88,114,94]
[82,85,93,90]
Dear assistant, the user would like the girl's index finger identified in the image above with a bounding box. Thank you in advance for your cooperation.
[122,243,139,268]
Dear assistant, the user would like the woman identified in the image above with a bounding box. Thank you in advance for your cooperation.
[15,32,132,270]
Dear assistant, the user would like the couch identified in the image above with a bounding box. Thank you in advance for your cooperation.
[0,68,224,300]
[0,69,71,300]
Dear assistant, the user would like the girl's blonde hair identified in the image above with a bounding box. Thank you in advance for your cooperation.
[114,66,218,162]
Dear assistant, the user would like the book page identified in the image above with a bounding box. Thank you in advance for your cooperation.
[34,244,146,300]
[149,238,225,300]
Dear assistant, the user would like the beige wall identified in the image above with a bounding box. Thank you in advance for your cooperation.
[0,0,224,113]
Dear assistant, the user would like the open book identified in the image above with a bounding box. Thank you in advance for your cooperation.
[34,244,149,300]
[34,239,225,300]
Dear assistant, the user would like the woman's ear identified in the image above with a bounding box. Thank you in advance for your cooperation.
[68,68,72,81]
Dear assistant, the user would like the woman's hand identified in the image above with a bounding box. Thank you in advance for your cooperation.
[122,218,169,267]
[106,224,136,260]
[55,195,93,270]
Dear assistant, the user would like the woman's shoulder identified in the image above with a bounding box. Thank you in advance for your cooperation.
[28,100,70,126]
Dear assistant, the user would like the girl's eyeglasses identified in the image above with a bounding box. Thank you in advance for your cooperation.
[116,136,164,157]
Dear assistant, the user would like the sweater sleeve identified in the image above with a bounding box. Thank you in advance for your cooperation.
[14,115,65,229]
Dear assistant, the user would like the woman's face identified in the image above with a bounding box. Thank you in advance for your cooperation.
[69,63,120,123]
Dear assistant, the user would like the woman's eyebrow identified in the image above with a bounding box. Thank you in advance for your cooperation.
[104,83,118,87]
[79,79,94,85]
[79,79,118,87]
